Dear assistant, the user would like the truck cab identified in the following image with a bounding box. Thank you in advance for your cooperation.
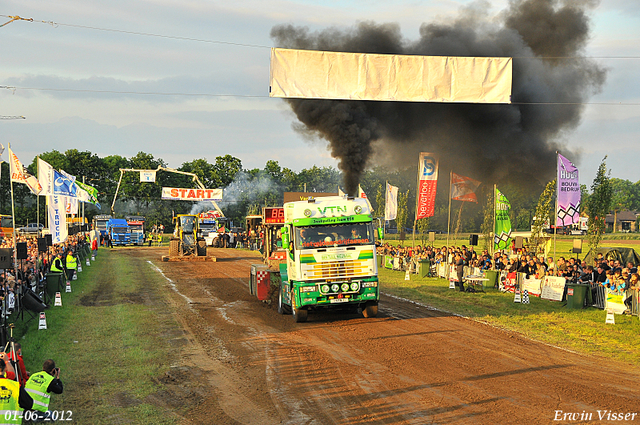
[125,216,146,245]
[277,196,379,322]
[107,218,131,245]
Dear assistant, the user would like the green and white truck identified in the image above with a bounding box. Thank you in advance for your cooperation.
[278,196,379,322]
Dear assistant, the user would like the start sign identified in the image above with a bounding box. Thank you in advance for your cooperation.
[161,187,223,201]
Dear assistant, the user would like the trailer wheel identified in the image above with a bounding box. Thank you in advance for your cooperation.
[362,303,378,318]
[169,239,180,256]
[293,307,308,322]
[197,240,207,256]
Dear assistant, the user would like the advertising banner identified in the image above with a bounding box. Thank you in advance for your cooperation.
[161,187,222,201]
[416,153,438,219]
[541,276,566,301]
[521,276,542,297]
[140,170,156,183]
[48,195,68,244]
[557,154,580,226]
[270,48,513,103]
[494,188,512,250]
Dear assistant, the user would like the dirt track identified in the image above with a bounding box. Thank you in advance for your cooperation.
[135,247,640,424]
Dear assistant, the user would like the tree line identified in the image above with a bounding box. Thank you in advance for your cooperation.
[1,150,637,235]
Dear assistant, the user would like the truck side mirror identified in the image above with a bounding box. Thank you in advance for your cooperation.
[281,227,290,250]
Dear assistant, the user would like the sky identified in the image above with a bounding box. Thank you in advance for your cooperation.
[1,0,639,187]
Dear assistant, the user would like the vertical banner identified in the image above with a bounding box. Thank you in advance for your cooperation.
[48,195,68,244]
[494,188,512,250]
[416,152,438,219]
[557,153,580,226]
[385,182,398,221]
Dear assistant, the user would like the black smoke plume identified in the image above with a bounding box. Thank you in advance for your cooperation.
[271,0,605,195]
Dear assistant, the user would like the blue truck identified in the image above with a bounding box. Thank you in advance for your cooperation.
[107,218,131,245]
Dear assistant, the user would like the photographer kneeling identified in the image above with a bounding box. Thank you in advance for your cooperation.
[25,360,63,421]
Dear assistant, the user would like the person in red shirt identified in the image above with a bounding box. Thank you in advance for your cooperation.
[6,343,29,386]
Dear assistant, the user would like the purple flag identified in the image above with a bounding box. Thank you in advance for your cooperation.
[557,154,580,226]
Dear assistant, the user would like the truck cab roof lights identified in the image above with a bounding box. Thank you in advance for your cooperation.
[307,198,316,203]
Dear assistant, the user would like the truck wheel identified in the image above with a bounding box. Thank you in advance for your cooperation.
[197,240,207,256]
[169,239,179,256]
[277,288,291,315]
[363,303,378,318]
[293,307,308,323]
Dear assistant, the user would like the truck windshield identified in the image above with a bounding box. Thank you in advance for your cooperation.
[180,216,196,233]
[295,223,374,249]
[113,227,129,234]
[200,223,216,231]
[129,224,143,231]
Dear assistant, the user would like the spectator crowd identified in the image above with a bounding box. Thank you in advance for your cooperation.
[377,242,640,312]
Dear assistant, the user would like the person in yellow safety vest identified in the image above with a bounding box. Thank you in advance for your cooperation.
[49,253,64,274]
[24,360,63,421]
[0,354,33,424]
[65,251,77,282]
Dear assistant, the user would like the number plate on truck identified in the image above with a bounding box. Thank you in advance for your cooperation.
[329,298,349,303]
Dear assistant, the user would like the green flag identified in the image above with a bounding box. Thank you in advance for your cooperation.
[76,181,101,209]
[494,188,512,251]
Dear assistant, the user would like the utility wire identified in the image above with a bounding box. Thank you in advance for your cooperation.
[0,85,267,98]
[0,14,271,49]
[3,14,640,60]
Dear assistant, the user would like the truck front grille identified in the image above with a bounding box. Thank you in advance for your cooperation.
[303,260,371,280]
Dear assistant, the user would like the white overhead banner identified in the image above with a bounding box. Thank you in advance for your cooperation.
[270,48,512,103]
[161,187,223,201]
[140,171,156,182]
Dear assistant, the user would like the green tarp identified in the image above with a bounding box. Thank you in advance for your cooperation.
[583,247,640,266]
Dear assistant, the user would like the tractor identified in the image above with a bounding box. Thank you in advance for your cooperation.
[170,214,207,257]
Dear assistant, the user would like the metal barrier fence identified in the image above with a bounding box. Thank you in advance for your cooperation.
[590,283,606,309]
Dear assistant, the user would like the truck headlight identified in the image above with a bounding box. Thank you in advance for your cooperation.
[321,285,330,293]
[350,282,359,291]
[331,284,340,293]
[341,283,349,292]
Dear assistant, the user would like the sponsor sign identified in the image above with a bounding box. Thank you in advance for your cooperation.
[161,187,222,201]
[416,153,438,219]
[541,276,566,301]
[140,170,156,182]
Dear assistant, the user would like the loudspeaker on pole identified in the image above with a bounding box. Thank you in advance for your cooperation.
[469,234,478,246]
[45,234,53,246]
[0,248,12,269]
[515,236,524,249]
[37,238,48,253]
[16,243,27,260]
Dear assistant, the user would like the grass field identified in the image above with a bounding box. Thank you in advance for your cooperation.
[379,265,640,367]
[12,249,179,424]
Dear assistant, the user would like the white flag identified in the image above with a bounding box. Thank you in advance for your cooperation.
[65,196,78,215]
[38,157,55,196]
[9,145,42,195]
[48,195,68,244]
[358,184,373,211]
[385,182,398,221]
